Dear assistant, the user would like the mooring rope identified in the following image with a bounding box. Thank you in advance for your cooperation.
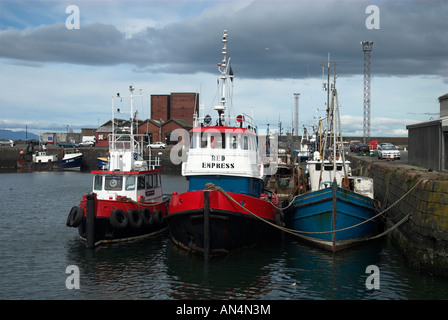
[203,178,426,240]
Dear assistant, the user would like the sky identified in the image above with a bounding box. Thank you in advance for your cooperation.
[0,0,447,137]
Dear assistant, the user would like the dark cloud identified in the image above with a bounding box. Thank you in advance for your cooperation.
[0,0,446,79]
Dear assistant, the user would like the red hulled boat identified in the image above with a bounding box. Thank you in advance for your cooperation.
[66,86,169,247]
[166,30,281,257]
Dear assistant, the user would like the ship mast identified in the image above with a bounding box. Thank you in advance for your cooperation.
[215,30,231,126]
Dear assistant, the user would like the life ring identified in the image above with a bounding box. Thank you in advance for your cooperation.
[109,209,128,229]
[127,209,142,228]
[139,208,154,226]
[67,206,84,228]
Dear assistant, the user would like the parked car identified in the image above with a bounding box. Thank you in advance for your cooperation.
[349,140,362,152]
[57,142,78,148]
[355,143,370,154]
[79,140,95,147]
[26,139,41,146]
[148,141,166,149]
[0,139,15,147]
[378,144,401,160]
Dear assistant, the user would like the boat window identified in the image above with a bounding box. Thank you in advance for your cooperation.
[137,176,145,190]
[336,165,343,171]
[155,173,160,187]
[210,134,224,149]
[201,133,208,148]
[324,165,334,171]
[105,176,123,191]
[146,174,154,189]
[190,133,197,149]
[315,163,321,171]
[94,175,103,190]
[230,135,237,149]
[125,176,136,190]
[242,136,248,150]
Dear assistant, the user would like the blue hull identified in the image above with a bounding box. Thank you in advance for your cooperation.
[285,184,381,251]
[97,157,108,169]
[60,154,83,170]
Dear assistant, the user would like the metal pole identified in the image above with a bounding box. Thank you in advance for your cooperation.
[203,191,210,260]
[332,178,337,252]
[86,193,96,248]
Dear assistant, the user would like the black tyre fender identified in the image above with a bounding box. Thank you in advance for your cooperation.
[153,209,163,224]
[139,208,154,226]
[109,209,128,229]
[127,208,142,228]
[67,206,84,228]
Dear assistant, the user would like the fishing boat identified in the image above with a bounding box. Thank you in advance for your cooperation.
[97,156,108,169]
[66,86,169,247]
[264,130,298,203]
[17,147,83,171]
[166,30,281,257]
[296,126,315,162]
[283,58,381,252]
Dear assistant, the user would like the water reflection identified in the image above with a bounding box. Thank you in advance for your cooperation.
[164,240,283,299]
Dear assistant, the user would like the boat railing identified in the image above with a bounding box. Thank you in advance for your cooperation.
[109,133,147,154]
[193,112,256,131]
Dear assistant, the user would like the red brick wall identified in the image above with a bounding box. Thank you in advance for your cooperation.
[95,132,110,147]
[151,95,170,122]
[137,121,161,142]
[169,93,198,124]
[161,121,188,144]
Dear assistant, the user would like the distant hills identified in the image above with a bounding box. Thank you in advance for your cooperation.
[0,129,39,140]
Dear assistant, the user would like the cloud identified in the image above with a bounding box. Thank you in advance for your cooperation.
[0,0,446,79]
[340,115,417,137]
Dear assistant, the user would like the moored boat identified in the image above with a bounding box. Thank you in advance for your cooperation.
[283,58,381,252]
[166,30,281,257]
[66,86,169,247]
[97,156,108,169]
[17,148,83,171]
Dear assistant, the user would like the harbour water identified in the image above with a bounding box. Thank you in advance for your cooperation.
[1,171,447,301]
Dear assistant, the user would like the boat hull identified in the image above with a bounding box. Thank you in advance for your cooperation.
[67,194,168,246]
[284,185,381,251]
[97,157,108,169]
[166,190,280,256]
[60,154,83,170]
[17,154,83,171]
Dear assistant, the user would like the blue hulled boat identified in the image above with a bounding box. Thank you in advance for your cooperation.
[285,176,381,251]
[284,57,381,252]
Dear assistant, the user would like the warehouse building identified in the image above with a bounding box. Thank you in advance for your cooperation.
[407,93,448,171]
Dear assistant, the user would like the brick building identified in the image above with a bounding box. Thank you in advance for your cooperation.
[151,95,170,122]
[151,92,198,125]
[162,119,193,144]
[91,92,198,147]
[137,119,163,143]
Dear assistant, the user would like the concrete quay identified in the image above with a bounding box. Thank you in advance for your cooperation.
[0,144,181,174]
[347,152,448,276]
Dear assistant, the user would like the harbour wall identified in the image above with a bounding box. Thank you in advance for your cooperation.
[0,146,182,174]
[346,154,448,276]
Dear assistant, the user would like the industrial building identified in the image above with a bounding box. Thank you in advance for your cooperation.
[407,93,448,171]
[151,92,199,124]
[94,92,198,147]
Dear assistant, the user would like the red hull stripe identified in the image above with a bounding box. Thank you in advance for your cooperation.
[169,190,277,220]
[190,126,255,135]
